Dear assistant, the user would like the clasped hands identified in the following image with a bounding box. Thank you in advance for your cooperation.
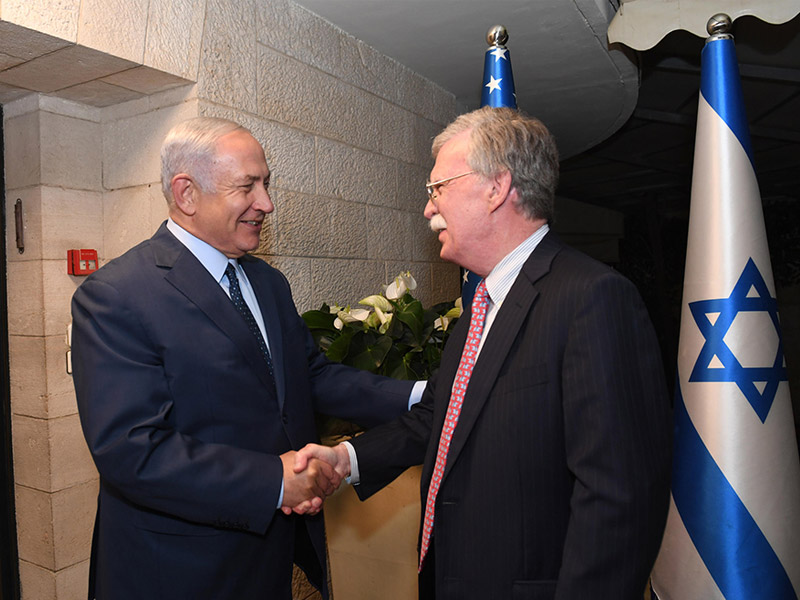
[279,443,351,516]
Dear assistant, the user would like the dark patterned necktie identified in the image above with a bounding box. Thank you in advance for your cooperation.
[419,279,489,571]
[225,262,275,378]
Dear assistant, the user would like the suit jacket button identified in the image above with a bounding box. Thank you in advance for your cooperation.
[281,413,289,424]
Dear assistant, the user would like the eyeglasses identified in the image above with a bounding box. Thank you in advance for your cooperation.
[425,171,475,202]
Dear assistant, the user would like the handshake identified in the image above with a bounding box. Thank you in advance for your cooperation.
[279,443,351,516]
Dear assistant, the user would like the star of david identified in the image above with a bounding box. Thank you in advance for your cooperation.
[689,257,787,422]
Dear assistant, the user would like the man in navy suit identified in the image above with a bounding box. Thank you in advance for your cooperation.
[71,117,417,599]
[296,107,672,599]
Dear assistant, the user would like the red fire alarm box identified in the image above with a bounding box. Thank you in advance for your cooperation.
[67,249,99,275]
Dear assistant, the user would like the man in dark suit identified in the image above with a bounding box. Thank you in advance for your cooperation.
[71,117,417,599]
[296,107,672,599]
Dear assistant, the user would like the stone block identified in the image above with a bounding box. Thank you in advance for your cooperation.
[0,51,26,70]
[0,45,137,94]
[430,261,461,306]
[54,80,144,108]
[338,37,402,105]
[9,335,47,419]
[197,0,257,114]
[15,485,54,570]
[56,560,90,600]
[19,560,56,600]
[256,0,343,80]
[248,118,316,196]
[77,0,148,63]
[45,334,78,419]
[0,2,80,45]
[103,184,161,260]
[12,415,50,491]
[316,138,396,207]
[0,83,31,105]
[101,66,189,96]
[310,258,384,309]
[38,94,101,121]
[39,111,102,191]
[102,101,198,190]
[264,256,312,314]
[7,260,44,336]
[43,260,81,338]
[329,198,368,259]
[395,160,429,214]
[4,110,42,189]
[411,211,441,263]
[379,102,416,164]
[50,414,96,491]
[40,186,103,260]
[256,45,382,152]
[5,187,43,263]
[366,206,413,261]
[52,480,97,569]
[274,191,331,257]
[145,0,206,81]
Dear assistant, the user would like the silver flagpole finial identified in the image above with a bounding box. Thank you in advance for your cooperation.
[486,25,508,47]
[707,14,733,40]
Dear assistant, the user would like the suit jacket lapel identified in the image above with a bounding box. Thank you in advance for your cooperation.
[439,232,564,481]
[151,225,278,396]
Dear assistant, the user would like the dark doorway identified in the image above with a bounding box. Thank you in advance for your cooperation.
[0,104,21,599]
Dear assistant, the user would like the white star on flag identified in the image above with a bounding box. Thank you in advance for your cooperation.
[485,75,502,94]
[489,47,508,62]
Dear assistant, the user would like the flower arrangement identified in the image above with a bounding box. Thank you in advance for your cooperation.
[302,272,461,437]
[302,272,462,381]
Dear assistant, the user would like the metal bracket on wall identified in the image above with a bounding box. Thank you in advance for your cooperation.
[14,199,23,254]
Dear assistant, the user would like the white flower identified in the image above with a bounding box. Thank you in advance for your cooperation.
[434,316,450,331]
[384,271,417,300]
[359,294,393,312]
[334,307,371,329]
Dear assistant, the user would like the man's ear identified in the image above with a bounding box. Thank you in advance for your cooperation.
[171,174,197,216]
[487,170,513,213]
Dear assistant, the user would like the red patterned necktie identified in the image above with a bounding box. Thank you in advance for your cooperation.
[419,279,489,571]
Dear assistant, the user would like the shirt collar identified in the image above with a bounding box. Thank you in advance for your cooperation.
[166,218,231,284]
[484,223,549,307]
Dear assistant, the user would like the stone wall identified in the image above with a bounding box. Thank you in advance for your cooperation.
[2,0,462,597]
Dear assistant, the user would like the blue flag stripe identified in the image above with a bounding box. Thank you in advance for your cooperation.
[701,37,755,167]
[672,384,797,599]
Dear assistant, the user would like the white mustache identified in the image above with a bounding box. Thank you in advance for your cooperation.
[429,214,447,232]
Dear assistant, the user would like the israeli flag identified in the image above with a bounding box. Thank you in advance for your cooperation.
[651,26,800,600]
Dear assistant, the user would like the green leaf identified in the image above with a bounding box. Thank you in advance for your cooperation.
[395,299,424,344]
[350,335,393,372]
[302,309,337,330]
[325,328,355,363]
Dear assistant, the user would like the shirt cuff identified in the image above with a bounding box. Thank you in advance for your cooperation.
[277,479,284,509]
[342,441,360,485]
[409,380,426,409]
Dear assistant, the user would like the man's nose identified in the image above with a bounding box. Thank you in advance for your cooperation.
[423,197,437,220]
[253,187,274,213]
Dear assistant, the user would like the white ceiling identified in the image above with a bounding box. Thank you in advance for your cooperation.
[293,0,638,159]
